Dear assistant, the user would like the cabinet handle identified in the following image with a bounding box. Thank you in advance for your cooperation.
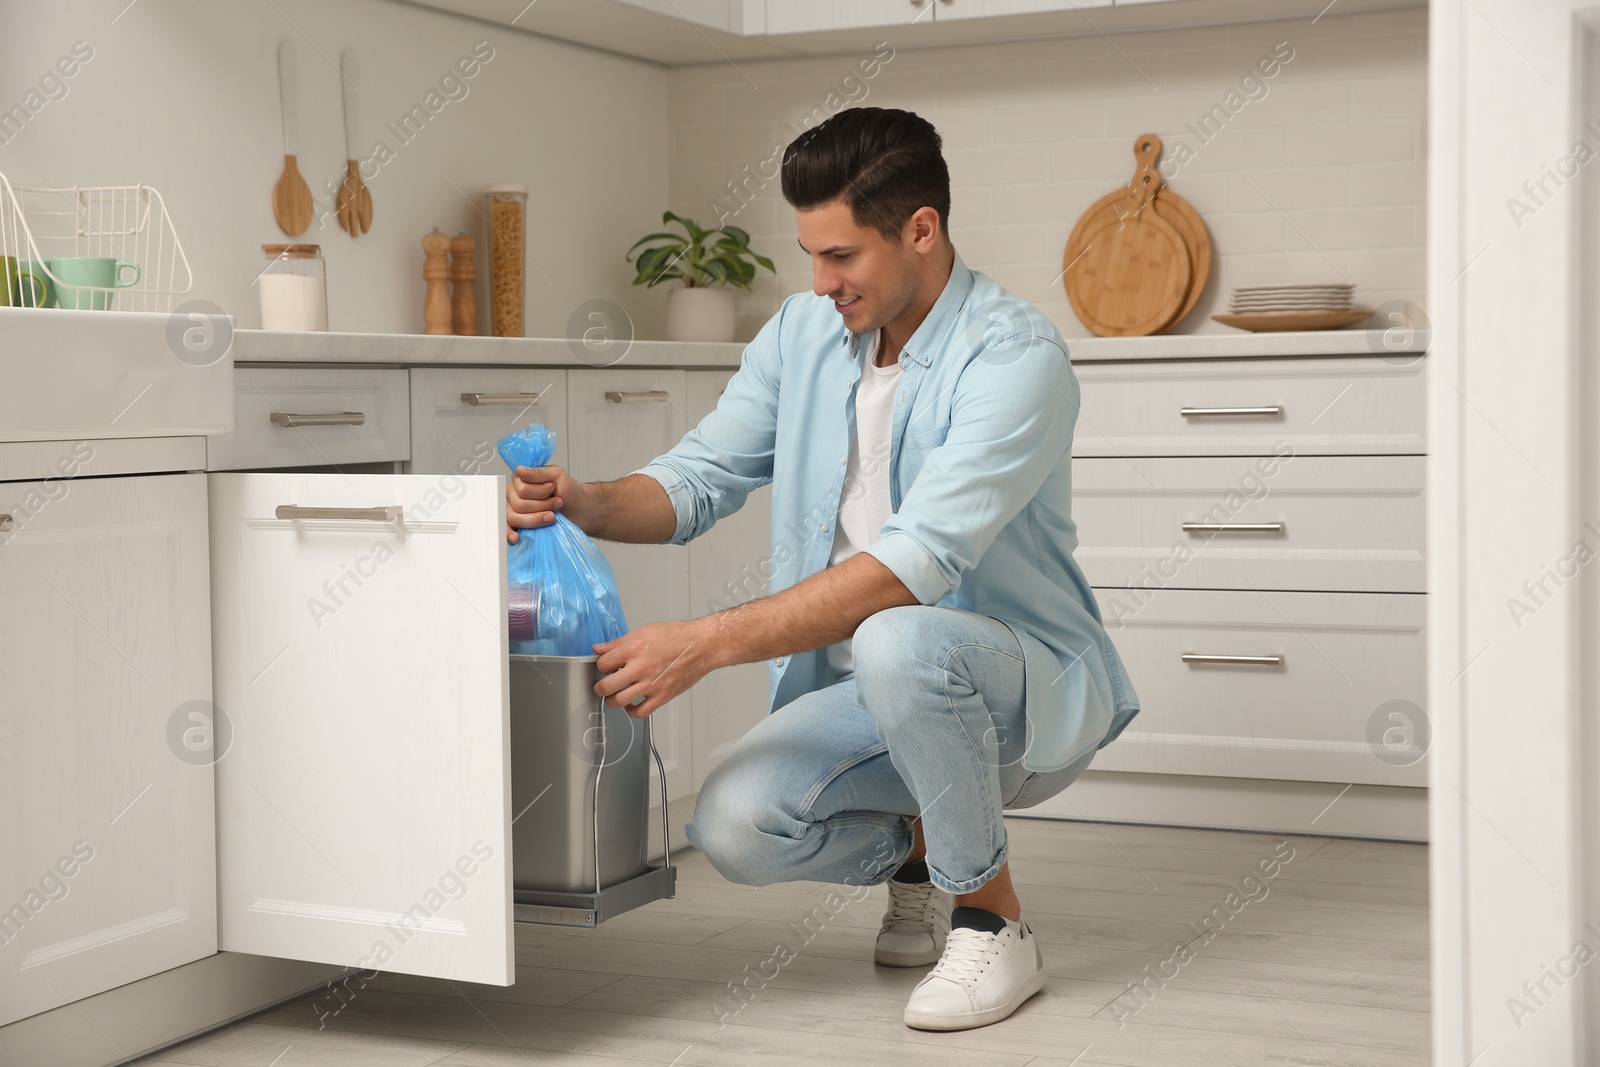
[274,504,403,522]
[460,391,548,406]
[1181,652,1284,667]
[0,514,11,532]
[605,390,670,403]
[1180,406,1282,417]
[270,411,366,428]
[1181,522,1285,533]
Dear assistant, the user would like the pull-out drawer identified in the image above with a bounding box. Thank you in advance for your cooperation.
[1090,587,1427,786]
[1072,356,1425,457]
[208,367,410,471]
[409,367,567,476]
[1073,454,1426,594]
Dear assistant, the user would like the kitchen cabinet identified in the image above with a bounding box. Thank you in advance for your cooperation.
[934,0,1114,20]
[764,0,934,34]
[0,474,216,1026]
[402,0,1421,63]
[1072,454,1427,594]
[1085,587,1427,785]
[684,370,773,793]
[1069,352,1429,789]
[207,368,410,472]
[408,367,569,476]
[208,471,515,984]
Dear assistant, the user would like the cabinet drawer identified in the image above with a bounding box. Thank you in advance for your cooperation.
[1074,454,1426,594]
[1072,356,1425,457]
[1091,587,1427,786]
[409,368,567,476]
[208,368,409,471]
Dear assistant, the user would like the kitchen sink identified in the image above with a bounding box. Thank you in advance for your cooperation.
[0,306,233,443]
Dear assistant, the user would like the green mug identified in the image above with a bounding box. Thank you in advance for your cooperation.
[46,256,141,311]
[1,256,49,308]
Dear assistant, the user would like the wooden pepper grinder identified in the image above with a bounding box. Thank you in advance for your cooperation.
[449,231,477,335]
[422,229,452,335]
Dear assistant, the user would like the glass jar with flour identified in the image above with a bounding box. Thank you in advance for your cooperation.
[258,244,328,331]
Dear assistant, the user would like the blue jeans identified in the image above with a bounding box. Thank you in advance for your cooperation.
[686,605,1096,896]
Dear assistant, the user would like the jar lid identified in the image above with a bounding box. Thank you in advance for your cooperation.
[484,183,528,196]
[263,243,321,256]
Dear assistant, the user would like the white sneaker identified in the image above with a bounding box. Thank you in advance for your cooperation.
[903,909,1048,1030]
[874,878,952,967]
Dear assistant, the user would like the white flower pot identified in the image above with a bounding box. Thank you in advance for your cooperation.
[665,286,736,343]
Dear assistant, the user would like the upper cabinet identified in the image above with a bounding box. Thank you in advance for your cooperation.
[401,0,1424,64]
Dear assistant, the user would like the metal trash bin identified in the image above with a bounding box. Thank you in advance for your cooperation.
[508,654,675,927]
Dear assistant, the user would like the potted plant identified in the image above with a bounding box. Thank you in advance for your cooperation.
[627,211,776,342]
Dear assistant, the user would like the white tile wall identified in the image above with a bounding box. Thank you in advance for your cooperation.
[668,10,1427,341]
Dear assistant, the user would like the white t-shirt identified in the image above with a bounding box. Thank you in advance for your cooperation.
[826,328,900,677]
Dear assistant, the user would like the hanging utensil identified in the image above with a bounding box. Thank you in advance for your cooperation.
[336,50,372,237]
[272,41,313,237]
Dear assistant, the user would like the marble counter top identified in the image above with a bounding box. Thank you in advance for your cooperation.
[232,327,1427,367]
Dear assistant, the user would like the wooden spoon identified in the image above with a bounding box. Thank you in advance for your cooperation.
[273,41,312,237]
[336,51,372,236]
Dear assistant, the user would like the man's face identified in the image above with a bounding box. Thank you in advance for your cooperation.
[795,197,923,334]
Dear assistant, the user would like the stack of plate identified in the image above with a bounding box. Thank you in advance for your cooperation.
[1212,283,1372,332]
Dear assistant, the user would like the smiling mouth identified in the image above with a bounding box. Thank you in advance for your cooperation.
[834,296,860,313]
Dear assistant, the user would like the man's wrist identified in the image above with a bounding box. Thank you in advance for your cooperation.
[694,610,739,672]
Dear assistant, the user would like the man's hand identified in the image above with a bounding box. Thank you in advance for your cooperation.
[506,463,592,543]
[593,618,720,718]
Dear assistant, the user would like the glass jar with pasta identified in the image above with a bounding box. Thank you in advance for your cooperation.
[485,183,527,337]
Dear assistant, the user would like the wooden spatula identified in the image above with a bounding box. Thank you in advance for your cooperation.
[336,51,372,236]
[273,40,313,237]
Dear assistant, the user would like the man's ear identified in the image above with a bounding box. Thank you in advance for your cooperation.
[907,205,942,253]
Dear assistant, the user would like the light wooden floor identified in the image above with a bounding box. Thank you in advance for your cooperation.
[135,819,1430,1067]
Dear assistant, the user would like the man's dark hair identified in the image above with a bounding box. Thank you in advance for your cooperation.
[780,107,950,243]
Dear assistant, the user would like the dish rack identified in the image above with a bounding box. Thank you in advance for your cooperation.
[0,170,193,313]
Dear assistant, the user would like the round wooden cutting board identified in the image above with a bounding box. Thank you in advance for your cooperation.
[1062,134,1215,336]
[1152,184,1211,326]
[1063,136,1192,337]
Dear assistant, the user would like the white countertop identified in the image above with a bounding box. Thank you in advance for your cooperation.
[233,330,748,367]
[233,327,1427,367]
[1064,328,1427,362]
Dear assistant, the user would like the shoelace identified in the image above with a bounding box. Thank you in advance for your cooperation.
[927,926,1006,988]
[881,879,942,930]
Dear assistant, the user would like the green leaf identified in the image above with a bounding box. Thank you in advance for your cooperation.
[627,232,686,257]
[718,225,751,247]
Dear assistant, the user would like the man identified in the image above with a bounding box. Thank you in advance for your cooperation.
[505,106,1140,1031]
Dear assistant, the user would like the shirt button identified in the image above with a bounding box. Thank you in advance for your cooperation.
[820,522,829,532]
[774,656,786,667]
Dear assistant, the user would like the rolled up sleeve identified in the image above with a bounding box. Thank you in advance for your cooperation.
[864,333,1077,602]
[628,297,787,545]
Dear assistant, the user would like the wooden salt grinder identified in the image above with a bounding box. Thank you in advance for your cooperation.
[449,232,477,336]
[422,229,452,335]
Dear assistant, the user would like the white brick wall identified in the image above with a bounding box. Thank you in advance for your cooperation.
[667,9,1427,341]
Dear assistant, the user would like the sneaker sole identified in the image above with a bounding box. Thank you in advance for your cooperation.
[873,943,944,968]
[901,965,1048,1031]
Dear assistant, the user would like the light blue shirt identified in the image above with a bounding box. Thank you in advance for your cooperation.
[631,247,1140,773]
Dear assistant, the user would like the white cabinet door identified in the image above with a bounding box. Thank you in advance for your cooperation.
[684,371,773,793]
[0,473,215,1026]
[765,0,931,34]
[208,472,513,985]
[564,370,693,804]
[408,368,568,477]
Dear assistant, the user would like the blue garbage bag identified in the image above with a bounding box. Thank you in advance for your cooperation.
[498,423,628,656]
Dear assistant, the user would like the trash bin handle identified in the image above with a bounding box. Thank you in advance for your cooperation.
[647,714,671,874]
[592,693,607,900]
[589,693,673,902]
